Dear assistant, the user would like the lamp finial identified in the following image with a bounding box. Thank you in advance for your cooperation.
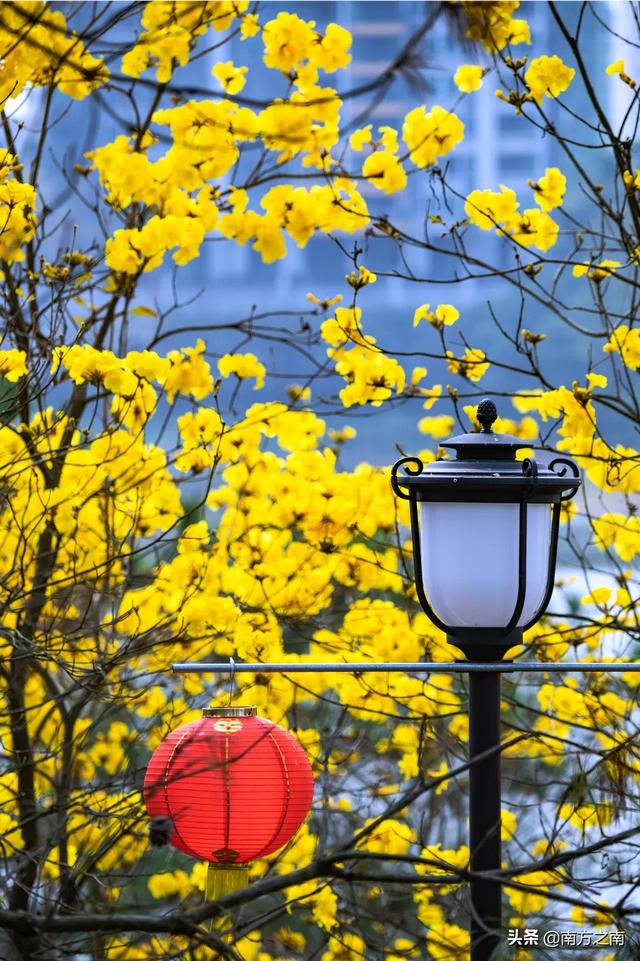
[477,398,497,433]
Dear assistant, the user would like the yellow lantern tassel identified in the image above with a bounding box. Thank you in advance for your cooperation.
[205,863,249,936]
[205,862,249,901]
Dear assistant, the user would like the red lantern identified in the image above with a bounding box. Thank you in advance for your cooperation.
[144,706,314,899]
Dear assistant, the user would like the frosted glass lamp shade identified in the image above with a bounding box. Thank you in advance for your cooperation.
[419,502,552,628]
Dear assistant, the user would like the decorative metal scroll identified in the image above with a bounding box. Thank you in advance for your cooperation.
[548,457,580,501]
[390,456,424,500]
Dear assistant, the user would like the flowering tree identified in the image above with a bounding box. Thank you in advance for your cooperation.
[0,3,639,961]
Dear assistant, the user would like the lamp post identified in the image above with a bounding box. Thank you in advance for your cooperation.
[391,398,580,961]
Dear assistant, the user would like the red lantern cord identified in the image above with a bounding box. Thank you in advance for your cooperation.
[144,706,314,901]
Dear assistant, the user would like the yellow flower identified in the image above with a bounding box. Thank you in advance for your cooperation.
[349,125,372,152]
[288,383,312,403]
[0,348,27,381]
[572,259,620,281]
[252,214,286,263]
[212,60,248,94]
[321,931,364,961]
[165,339,214,403]
[506,869,554,914]
[434,303,459,327]
[446,348,489,382]
[582,586,611,608]
[509,208,559,251]
[309,23,352,73]
[417,842,468,878]
[306,291,343,309]
[148,870,191,899]
[362,151,407,193]
[321,306,365,348]
[345,265,377,288]
[262,11,315,71]
[593,513,640,561]
[525,55,575,104]
[240,12,260,39]
[559,802,613,831]
[529,166,566,211]
[603,325,640,370]
[335,346,406,408]
[465,185,519,231]
[419,415,454,439]
[461,1,531,52]
[0,179,37,263]
[606,58,636,87]
[453,64,485,93]
[278,928,306,953]
[413,303,459,328]
[121,3,245,82]
[378,125,399,153]
[413,303,432,327]
[420,384,443,409]
[328,425,356,444]
[402,105,464,169]
[359,818,415,855]
[426,760,451,794]
[218,352,266,389]
[177,408,224,448]
[111,380,157,432]
[502,809,517,841]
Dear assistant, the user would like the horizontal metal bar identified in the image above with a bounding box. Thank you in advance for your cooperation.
[172,661,640,675]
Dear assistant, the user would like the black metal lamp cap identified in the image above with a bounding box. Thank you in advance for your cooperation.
[441,398,526,460]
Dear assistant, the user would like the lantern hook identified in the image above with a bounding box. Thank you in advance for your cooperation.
[227,656,236,704]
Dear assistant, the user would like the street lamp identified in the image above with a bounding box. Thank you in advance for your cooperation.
[391,398,580,961]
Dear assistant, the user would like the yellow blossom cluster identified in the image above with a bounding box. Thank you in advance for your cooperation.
[0,1,108,103]
[321,306,407,407]
[212,59,248,94]
[52,340,213,407]
[88,8,473,274]
[465,172,563,251]
[402,105,464,169]
[0,349,28,381]
[262,11,351,74]
[121,2,254,82]
[513,383,640,501]
[603,325,640,370]
[0,162,36,264]
[218,352,266,389]
[92,133,369,265]
[446,347,489,382]
[573,259,620,282]
[592,514,640,562]
[461,1,531,51]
